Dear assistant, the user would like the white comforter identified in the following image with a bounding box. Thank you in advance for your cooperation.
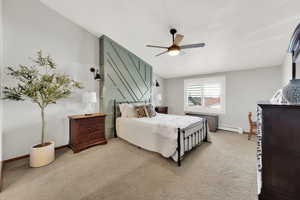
[116,113,209,161]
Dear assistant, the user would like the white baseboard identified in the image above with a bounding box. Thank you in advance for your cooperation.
[219,125,244,134]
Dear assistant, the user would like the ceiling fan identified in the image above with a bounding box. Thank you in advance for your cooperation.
[146,29,205,57]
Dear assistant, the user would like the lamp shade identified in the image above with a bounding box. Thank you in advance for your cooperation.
[157,94,162,101]
[82,92,97,103]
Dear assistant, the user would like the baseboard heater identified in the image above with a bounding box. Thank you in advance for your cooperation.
[219,125,243,134]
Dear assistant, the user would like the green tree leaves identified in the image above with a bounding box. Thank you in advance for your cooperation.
[3,50,83,108]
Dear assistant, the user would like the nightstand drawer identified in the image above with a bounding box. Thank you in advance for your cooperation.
[78,123,104,134]
[76,130,105,144]
[78,117,104,126]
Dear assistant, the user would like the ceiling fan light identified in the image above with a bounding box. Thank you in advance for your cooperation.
[168,49,180,56]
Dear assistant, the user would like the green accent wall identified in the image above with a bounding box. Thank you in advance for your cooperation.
[100,36,153,138]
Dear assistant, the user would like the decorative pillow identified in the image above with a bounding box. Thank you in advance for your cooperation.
[135,105,147,118]
[145,104,156,117]
[144,105,150,118]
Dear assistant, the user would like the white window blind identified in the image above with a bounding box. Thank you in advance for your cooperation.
[186,85,203,106]
[203,84,221,98]
[184,77,225,114]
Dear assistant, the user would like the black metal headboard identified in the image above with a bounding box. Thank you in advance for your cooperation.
[113,99,150,138]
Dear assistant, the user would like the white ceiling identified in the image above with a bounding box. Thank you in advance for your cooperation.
[40,0,300,78]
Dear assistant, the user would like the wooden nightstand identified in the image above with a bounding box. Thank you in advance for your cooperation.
[69,113,107,153]
[155,106,168,114]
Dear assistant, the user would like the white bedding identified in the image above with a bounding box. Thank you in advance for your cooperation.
[116,113,210,161]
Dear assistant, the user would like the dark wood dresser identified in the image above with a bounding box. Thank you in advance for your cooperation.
[69,113,107,153]
[155,106,168,114]
[257,102,300,200]
[185,112,219,132]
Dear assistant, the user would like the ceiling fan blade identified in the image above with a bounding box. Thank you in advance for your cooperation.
[174,34,184,45]
[155,50,169,57]
[146,45,168,49]
[180,43,205,49]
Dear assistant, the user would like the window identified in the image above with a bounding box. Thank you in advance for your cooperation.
[184,76,225,114]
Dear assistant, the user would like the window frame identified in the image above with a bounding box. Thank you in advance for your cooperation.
[184,76,226,114]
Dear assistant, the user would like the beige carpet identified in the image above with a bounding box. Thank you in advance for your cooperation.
[2,131,257,200]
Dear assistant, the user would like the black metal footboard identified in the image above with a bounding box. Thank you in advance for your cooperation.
[177,119,209,167]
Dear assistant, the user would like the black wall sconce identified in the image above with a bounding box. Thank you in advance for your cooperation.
[154,80,160,87]
[90,67,101,81]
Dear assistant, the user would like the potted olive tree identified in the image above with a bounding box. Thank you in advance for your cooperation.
[3,51,83,167]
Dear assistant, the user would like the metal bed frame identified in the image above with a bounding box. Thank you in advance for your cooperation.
[113,99,209,167]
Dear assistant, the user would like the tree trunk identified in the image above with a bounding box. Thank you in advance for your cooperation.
[41,107,46,145]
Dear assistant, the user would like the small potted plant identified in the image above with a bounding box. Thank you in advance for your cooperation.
[3,51,83,167]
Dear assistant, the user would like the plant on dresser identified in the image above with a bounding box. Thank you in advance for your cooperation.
[2,51,83,167]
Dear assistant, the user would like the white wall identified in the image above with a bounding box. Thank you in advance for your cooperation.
[3,0,99,160]
[152,73,165,106]
[165,66,282,132]
[0,0,3,162]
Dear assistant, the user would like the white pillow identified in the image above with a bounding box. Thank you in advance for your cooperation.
[119,104,137,118]
[124,104,137,118]
[119,103,128,117]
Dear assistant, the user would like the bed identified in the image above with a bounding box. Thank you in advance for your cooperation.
[113,100,211,167]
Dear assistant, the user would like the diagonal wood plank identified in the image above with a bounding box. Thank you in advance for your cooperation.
[110,42,144,97]
[106,54,137,101]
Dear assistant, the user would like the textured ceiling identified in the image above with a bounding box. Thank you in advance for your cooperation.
[40,0,300,78]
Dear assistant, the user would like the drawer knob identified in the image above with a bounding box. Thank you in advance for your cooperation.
[87,128,93,133]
